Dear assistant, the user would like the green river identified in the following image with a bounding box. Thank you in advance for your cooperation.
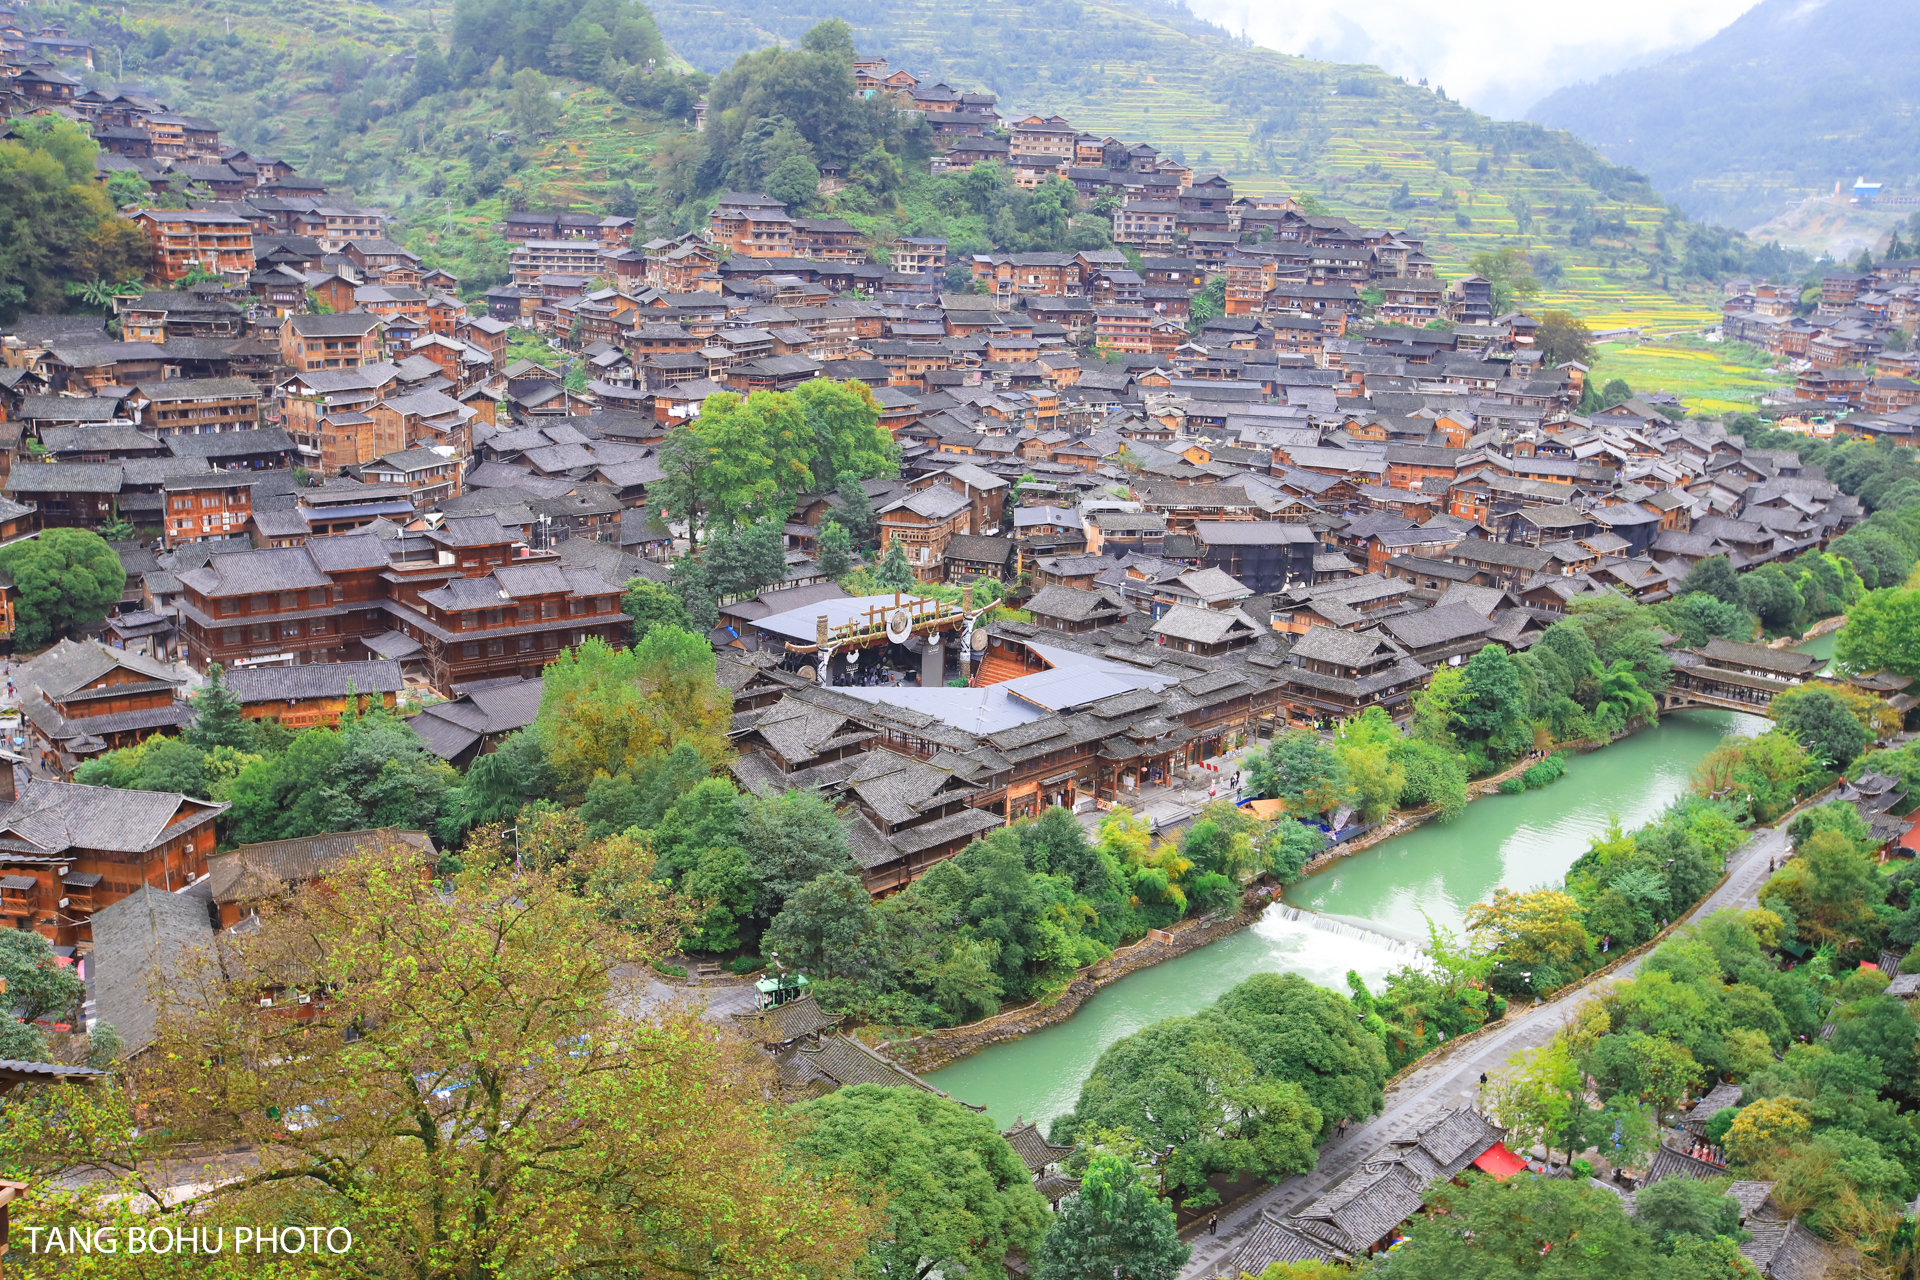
[927,708,1773,1127]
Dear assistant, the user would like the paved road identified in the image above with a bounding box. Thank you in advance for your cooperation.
[1181,821,1792,1277]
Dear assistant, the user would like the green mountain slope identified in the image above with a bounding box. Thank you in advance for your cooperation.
[45,0,1805,332]
[1529,0,1920,232]
[644,0,1788,329]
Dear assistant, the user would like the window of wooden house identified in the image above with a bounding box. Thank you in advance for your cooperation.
[517,604,533,622]
[309,588,327,607]
[251,624,270,642]
[463,642,480,659]
[282,622,301,638]
[250,594,268,611]
[486,639,504,657]
[219,598,239,616]
[568,598,584,615]
[483,608,502,626]
[223,628,242,644]
[279,592,297,610]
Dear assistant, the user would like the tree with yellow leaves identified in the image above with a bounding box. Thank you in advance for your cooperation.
[0,833,874,1280]
[534,627,732,796]
[1466,887,1593,983]
[1725,1096,1814,1167]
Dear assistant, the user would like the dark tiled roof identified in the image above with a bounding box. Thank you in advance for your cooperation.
[87,884,217,1054]
[222,660,405,704]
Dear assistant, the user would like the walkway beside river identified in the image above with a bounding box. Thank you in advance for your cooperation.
[1179,818,1793,1278]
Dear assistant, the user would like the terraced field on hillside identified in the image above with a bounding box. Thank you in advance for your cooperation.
[1589,339,1782,414]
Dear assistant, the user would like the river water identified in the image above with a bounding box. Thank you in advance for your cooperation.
[926,708,1771,1127]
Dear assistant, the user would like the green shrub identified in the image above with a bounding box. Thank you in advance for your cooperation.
[1498,777,1526,794]
[1522,753,1570,790]
[729,955,763,975]
[652,961,688,978]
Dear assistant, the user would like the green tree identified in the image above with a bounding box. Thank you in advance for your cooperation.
[185,663,252,752]
[1678,557,1745,610]
[1829,995,1920,1096]
[532,630,731,795]
[694,390,815,529]
[0,528,127,648]
[223,708,458,844]
[789,1085,1050,1280]
[508,67,561,135]
[818,520,854,578]
[1188,276,1228,325]
[741,787,858,913]
[1033,1152,1188,1280]
[833,475,879,544]
[440,729,557,844]
[796,378,896,490]
[1246,730,1350,816]
[654,420,712,540]
[762,870,890,997]
[874,538,916,591]
[1333,707,1406,823]
[764,152,822,214]
[1458,644,1531,763]
[407,39,452,103]
[1835,587,1920,677]
[1774,688,1871,768]
[669,553,719,632]
[1738,563,1802,630]
[1368,1172,1661,1280]
[1534,310,1597,367]
[0,930,85,1024]
[619,576,691,644]
[1411,665,1468,748]
[702,516,789,600]
[0,116,150,322]
[1466,245,1542,314]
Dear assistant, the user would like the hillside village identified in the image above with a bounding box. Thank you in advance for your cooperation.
[0,3,1908,1026]
[4,8,1920,1280]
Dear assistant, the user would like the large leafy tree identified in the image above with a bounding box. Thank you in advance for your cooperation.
[1056,972,1387,1183]
[532,629,731,794]
[1677,556,1744,609]
[702,516,789,600]
[694,390,814,530]
[1835,587,1920,677]
[0,528,126,648]
[789,1085,1050,1280]
[4,836,871,1279]
[1246,730,1351,816]
[1033,1152,1188,1280]
[1774,687,1872,768]
[618,576,690,644]
[223,706,457,844]
[795,377,897,490]
[0,116,148,322]
[1368,1169,1701,1280]
[1457,643,1532,763]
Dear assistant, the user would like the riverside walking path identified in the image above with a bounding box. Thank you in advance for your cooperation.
[1179,815,1792,1277]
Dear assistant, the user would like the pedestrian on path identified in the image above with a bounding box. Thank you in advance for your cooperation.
[1208,1214,1218,1236]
